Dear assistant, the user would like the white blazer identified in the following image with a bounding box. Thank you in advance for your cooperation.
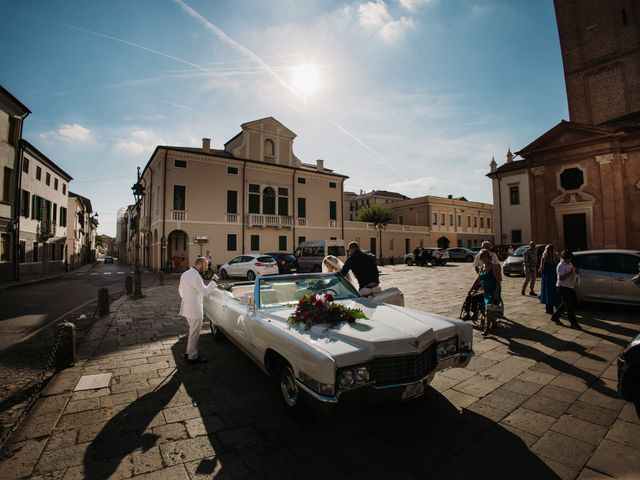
[178,267,217,320]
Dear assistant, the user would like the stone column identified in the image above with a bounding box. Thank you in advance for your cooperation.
[595,153,617,248]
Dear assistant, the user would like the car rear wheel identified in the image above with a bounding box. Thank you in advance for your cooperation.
[220,269,228,279]
[247,270,256,281]
[406,258,414,266]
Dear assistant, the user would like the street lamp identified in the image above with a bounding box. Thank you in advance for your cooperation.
[131,167,145,298]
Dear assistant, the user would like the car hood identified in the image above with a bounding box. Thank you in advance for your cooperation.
[505,255,523,264]
[261,300,463,367]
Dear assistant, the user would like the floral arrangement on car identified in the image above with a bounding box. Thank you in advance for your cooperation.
[287,293,368,330]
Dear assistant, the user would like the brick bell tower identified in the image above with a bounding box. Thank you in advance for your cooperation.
[553,0,640,124]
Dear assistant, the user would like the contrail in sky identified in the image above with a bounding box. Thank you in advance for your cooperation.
[172,0,406,179]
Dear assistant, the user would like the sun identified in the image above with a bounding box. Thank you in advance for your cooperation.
[291,64,321,96]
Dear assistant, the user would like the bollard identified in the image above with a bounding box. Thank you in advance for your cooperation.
[98,288,110,316]
[55,322,76,370]
[125,275,133,295]
[158,271,164,286]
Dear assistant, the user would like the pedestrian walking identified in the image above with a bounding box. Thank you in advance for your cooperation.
[551,250,580,329]
[521,241,538,296]
[539,244,561,314]
[413,246,421,266]
[507,245,514,256]
[178,257,219,364]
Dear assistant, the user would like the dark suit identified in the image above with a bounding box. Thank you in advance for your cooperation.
[341,250,379,290]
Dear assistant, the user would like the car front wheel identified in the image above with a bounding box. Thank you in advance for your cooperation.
[247,270,256,281]
[220,269,228,279]
[209,320,225,341]
[279,365,303,413]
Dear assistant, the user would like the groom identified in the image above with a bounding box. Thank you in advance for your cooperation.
[340,242,379,292]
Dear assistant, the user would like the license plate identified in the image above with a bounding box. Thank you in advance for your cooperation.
[290,268,297,272]
[401,382,425,400]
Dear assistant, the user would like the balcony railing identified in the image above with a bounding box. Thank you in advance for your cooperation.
[297,218,307,227]
[172,210,186,221]
[247,214,293,228]
[263,155,276,164]
[329,220,338,228]
[225,213,239,223]
[37,220,56,240]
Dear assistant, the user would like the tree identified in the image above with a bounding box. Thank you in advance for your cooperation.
[356,203,393,224]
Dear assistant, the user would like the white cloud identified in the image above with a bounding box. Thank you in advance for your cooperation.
[388,176,440,198]
[116,129,165,156]
[56,123,92,141]
[398,0,436,13]
[130,130,155,141]
[116,139,147,155]
[358,1,414,42]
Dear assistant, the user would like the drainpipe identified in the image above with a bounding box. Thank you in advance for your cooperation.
[292,169,296,250]
[162,149,167,269]
[242,160,247,253]
[340,179,345,241]
[12,113,29,281]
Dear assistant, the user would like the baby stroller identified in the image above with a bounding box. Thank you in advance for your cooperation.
[459,289,485,323]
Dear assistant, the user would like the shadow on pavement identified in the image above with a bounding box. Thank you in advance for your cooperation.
[84,332,561,479]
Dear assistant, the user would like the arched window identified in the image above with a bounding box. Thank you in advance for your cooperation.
[264,139,275,163]
[263,187,276,215]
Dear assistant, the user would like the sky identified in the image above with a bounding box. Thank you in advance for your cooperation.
[0,0,568,236]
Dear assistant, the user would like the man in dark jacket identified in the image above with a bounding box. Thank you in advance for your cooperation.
[341,242,379,290]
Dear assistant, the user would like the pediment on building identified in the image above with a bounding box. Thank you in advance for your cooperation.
[518,120,618,157]
[240,117,297,139]
[550,190,597,208]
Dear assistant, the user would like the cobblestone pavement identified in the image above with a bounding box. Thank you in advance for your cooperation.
[0,264,638,479]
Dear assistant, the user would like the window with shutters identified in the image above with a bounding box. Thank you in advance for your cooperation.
[21,190,30,217]
[278,188,288,216]
[329,201,337,220]
[227,234,237,251]
[2,167,11,202]
[248,184,260,214]
[250,235,260,251]
[298,197,306,218]
[263,187,276,215]
[279,235,287,251]
[173,185,186,210]
[227,191,238,214]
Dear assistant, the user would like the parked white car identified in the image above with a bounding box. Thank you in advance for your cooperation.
[219,254,278,281]
[203,273,474,413]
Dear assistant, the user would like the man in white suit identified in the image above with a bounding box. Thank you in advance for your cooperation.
[178,257,218,364]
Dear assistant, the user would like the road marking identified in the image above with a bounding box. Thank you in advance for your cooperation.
[117,272,125,275]
[103,272,112,275]
[90,273,98,275]
[76,273,83,276]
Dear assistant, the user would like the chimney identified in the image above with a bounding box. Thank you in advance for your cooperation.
[506,147,513,163]
[490,155,497,172]
[447,194,453,199]
[316,159,324,172]
[202,138,211,152]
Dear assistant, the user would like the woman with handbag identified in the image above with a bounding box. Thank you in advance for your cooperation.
[470,249,502,335]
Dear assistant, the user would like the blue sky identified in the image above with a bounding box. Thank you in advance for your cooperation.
[0,0,567,236]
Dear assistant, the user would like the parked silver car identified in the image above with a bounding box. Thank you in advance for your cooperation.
[446,248,476,262]
[502,244,545,276]
[404,248,449,266]
[572,250,640,305]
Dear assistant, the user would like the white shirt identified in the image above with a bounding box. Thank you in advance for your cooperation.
[473,251,500,269]
[178,267,217,320]
[556,259,576,288]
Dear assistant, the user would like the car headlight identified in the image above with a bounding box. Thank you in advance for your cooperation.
[299,371,334,396]
[337,365,371,390]
[437,337,458,359]
[338,370,354,388]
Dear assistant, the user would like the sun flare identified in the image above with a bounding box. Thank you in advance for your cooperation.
[291,64,321,96]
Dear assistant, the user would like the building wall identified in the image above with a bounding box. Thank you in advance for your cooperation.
[554,0,640,124]
[491,170,532,246]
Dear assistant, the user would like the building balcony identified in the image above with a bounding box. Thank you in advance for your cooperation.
[329,220,338,228]
[37,220,56,240]
[263,155,276,164]
[247,214,293,228]
[297,218,307,227]
[172,210,186,221]
[225,213,240,223]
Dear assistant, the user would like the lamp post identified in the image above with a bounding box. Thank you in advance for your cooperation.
[131,167,145,298]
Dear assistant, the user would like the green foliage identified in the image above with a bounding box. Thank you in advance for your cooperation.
[356,203,393,224]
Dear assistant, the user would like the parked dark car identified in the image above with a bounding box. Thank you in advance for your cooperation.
[264,252,299,274]
[618,332,640,414]
[104,255,114,264]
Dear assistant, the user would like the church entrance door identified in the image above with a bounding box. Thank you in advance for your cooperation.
[563,213,587,251]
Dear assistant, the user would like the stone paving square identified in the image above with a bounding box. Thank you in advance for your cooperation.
[0,263,638,479]
[74,373,113,391]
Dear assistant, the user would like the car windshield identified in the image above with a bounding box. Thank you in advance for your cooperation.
[258,273,359,308]
[513,246,528,256]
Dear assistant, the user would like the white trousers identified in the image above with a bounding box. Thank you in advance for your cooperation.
[185,317,203,360]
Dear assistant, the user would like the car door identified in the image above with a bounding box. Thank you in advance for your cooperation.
[226,256,241,276]
[610,254,640,303]
[238,256,255,277]
[574,253,612,301]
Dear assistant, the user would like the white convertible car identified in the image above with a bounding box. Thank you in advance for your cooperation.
[203,273,474,413]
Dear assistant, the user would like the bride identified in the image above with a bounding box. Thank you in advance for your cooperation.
[321,255,403,305]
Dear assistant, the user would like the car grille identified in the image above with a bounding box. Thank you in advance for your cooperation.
[369,343,438,387]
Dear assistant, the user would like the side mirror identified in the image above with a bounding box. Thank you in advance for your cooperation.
[239,294,253,306]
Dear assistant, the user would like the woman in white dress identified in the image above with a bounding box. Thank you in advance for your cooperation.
[322,255,359,290]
